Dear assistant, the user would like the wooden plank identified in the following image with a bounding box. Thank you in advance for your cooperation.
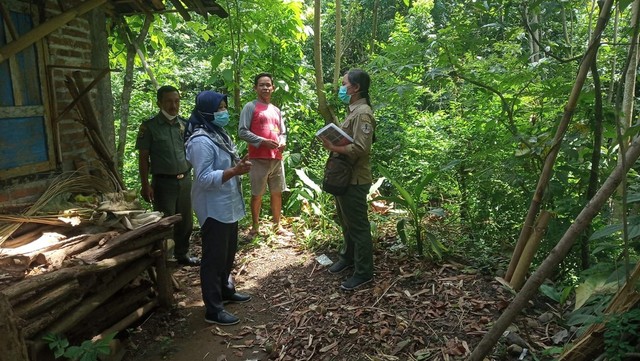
[0,3,19,43]
[0,105,44,118]
[0,0,108,64]
[53,68,110,123]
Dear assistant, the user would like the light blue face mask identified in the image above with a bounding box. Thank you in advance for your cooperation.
[338,85,351,104]
[212,110,230,127]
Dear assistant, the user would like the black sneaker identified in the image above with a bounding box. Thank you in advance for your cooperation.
[340,276,373,291]
[176,256,200,266]
[223,292,252,304]
[204,310,239,326]
[328,260,353,274]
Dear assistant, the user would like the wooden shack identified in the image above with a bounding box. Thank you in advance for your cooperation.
[0,1,226,359]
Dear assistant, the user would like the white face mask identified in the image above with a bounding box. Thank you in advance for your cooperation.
[161,109,178,120]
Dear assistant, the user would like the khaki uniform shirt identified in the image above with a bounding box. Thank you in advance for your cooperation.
[339,98,376,184]
[135,112,190,175]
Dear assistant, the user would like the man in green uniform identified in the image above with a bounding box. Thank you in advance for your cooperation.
[136,85,199,266]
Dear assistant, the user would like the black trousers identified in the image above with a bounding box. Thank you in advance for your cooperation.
[200,217,238,313]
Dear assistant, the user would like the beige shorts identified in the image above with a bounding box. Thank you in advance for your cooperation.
[249,158,286,196]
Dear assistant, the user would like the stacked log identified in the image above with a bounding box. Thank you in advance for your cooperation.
[0,214,182,360]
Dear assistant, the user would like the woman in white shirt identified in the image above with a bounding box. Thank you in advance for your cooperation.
[185,90,252,326]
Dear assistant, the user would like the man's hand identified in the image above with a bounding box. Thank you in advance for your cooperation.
[262,139,280,149]
[140,183,154,203]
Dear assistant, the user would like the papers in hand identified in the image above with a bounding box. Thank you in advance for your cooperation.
[315,123,353,146]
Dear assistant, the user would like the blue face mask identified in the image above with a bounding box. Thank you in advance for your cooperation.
[338,85,351,104]
[212,110,230,127]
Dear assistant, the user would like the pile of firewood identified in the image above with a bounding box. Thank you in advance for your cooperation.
[0,214,181,360]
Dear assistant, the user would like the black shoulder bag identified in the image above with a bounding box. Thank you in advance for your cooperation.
[322,154,352,196]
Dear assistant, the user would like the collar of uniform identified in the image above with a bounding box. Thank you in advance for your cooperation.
[348,98,367,112]
[156,111,180,125]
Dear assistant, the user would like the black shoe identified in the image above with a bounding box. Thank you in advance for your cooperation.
[340,276,373,291]
[176,256,200,266]
[223,292,252,304]
[328,260,353,274]
[204,310,239,326]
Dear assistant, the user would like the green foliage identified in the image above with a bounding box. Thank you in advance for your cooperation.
[376,165,447,258]
[602,309,640,361]
[539,282,573,307]
[43,333,116,361]
[108,0,640,291]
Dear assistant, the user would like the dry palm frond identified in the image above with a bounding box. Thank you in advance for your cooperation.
[0,171,116,246]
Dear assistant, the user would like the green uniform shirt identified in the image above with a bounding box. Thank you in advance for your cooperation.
[136,112,190,175]
[340,98,376,184]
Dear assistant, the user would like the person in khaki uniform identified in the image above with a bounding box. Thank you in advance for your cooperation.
[320,69,376,291]
[136,85,198,266]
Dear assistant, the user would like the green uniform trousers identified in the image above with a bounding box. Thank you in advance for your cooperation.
[152,176,193,258]
[335,183,374,279]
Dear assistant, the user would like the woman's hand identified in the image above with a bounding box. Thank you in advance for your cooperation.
[320,137,335,152]
[233,156,252,176]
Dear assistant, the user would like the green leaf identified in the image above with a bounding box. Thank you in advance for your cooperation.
[589,224,621,241]
[294,168,321,195]
[378,165,417,213]
[539,283,561,303]
[412,171,437,202]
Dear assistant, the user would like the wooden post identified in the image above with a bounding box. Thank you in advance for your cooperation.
[154,239,175,308]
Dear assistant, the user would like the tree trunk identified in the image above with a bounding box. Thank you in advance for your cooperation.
[332,0,342,91]
[313,0,336,124]
[227,0,242,108]
[117,29,135,172]
[122,17,157,89]
[370,0,379,55]
[607,7,619,103]
[504,0,613,283]
[581,60,604,270]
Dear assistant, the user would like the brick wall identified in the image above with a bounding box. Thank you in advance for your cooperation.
[0,0,113,211]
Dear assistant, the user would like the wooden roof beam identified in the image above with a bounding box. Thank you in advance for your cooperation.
[0,0,108,65]
[166,0,191,21]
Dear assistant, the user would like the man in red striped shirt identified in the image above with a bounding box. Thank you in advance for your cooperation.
[238,73,291,239]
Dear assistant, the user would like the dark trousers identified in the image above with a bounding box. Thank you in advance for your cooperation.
[336,183,374,279]
[200,217,238,313]
[152,177,193,258]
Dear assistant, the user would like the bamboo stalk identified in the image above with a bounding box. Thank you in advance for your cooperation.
[510,210,552,290]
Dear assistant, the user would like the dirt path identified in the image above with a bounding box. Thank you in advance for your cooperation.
[122,233,558,361]
[124,236,303,361]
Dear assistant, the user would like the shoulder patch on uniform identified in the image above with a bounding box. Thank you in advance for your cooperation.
[361,122,373,134]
